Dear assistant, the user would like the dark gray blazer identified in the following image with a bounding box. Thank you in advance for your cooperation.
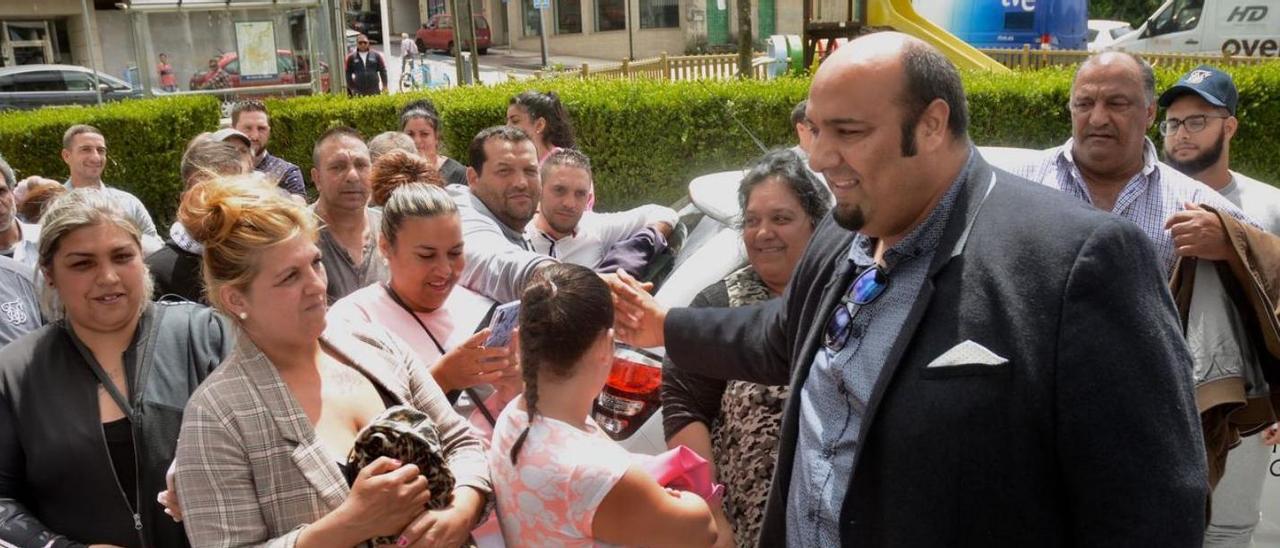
[664,153,1209,546]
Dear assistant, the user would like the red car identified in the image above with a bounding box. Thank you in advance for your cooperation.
[189,49,331,93]
[415,14,491,55]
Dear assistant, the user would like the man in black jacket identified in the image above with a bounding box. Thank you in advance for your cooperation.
[614,32,1208,546]
[345,34,387,96]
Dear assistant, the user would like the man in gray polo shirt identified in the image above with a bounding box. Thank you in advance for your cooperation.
[309,127,388,303]
[0,255,40,349]
[451,126,554,303]
[1160,64,1280,548]
[60,124,161,253]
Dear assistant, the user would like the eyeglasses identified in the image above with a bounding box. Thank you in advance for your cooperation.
[358,41,370,44]
[1158,114,1230,136]
[824,265,889,353]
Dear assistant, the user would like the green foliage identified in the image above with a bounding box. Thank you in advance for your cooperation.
[3,62,1279,229]
[0,95,219,227]
[265,77,810,211]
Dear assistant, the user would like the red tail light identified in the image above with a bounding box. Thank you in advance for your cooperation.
[1040,34,1052,49]
[593,345,663,440]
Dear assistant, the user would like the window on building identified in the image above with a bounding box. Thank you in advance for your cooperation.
[557,0,582,34]
[639,0,678,28]
[596,0,626,31]
[523,0,543,37]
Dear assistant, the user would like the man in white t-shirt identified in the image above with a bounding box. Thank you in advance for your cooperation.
[526,149,677,272]
[1160,64,1280,548]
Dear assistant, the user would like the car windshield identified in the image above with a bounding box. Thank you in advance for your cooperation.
[1088,29,1100,41]
[474,17,489,29]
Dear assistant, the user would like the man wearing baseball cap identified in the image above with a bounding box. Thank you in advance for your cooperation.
[1160,64,1280,548]
[209,127,255,173]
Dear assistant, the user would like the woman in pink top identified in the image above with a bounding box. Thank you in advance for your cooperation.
[328,183,520,425]
[489,264,719,547]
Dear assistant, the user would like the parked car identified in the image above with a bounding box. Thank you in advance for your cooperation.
[416,14,492,55]
[345,29,361,53]
[189,49,330,94]
[347,9,383,44]
[0,64,141,110]
[1088,19,1135,50]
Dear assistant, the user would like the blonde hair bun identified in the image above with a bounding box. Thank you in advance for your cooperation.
[177,174,317,311]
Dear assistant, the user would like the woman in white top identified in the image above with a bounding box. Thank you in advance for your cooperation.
[488,263,719,547]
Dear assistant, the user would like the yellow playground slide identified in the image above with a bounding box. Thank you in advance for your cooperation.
[868,0,1010,72]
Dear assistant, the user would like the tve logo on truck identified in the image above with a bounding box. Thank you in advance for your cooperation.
[1108,0,1280,56]
[913,0,1087,50]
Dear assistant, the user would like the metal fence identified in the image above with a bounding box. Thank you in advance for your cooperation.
[535,52,775,82]
[981,45,1280,71]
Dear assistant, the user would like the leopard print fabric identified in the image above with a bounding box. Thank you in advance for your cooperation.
[709,267,790,548]
[347,405,456,544]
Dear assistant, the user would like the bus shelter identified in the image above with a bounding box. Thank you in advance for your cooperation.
[120,0,348,99]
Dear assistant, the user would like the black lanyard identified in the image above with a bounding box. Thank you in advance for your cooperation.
[67,305,164,421]
[383,284,498,427]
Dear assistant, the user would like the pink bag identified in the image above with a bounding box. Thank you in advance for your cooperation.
[640,445,725,506]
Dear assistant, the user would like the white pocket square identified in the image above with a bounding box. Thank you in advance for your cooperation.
[926,340,1009,368]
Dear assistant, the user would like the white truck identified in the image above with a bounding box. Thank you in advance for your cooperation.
[1108,0,1280,57]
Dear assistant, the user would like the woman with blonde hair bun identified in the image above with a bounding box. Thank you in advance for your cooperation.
[174,175,492,547]
[0,188,231,547]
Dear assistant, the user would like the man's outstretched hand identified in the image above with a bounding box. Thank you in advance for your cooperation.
[601,269,668,348]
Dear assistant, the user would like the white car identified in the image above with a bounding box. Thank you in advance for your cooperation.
[1088,19,1135,50]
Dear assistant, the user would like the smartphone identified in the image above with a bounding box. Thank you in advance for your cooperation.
[484,300,520,347]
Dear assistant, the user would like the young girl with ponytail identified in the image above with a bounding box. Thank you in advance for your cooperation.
[488,263,718,547]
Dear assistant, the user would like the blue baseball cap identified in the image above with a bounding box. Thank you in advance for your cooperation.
[1159,65,1238,115]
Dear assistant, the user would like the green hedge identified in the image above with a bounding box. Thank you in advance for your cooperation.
[261,77,809,212]
[2,63,1278,230]
[0,95,219,227]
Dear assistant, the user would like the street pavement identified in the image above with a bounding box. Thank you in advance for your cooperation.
[371,43,619,91]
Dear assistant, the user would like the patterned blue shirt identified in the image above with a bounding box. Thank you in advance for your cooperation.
[786,153,972,547]
[1006,138,1255,276]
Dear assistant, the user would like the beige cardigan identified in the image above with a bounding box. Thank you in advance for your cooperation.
[174,320,492,548]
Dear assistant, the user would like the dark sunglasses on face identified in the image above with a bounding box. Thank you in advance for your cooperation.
[824,265,890,353]
[1158,114,1230,136]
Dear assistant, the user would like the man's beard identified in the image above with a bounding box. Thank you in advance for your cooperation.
[1167,131,1225,177]
[832,203,865,232]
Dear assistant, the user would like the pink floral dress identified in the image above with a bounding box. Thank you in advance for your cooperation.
[488,399,633,547]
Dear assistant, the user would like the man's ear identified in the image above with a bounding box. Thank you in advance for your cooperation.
[916,99,952,154]
[466,166,479,186]
[1224,115,1239,142]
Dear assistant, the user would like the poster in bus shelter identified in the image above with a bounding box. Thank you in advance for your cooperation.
[234,21,278,81]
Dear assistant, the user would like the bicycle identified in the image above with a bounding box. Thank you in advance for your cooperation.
[399,57,450,91]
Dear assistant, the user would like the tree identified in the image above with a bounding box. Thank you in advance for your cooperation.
[738,0,752,77]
